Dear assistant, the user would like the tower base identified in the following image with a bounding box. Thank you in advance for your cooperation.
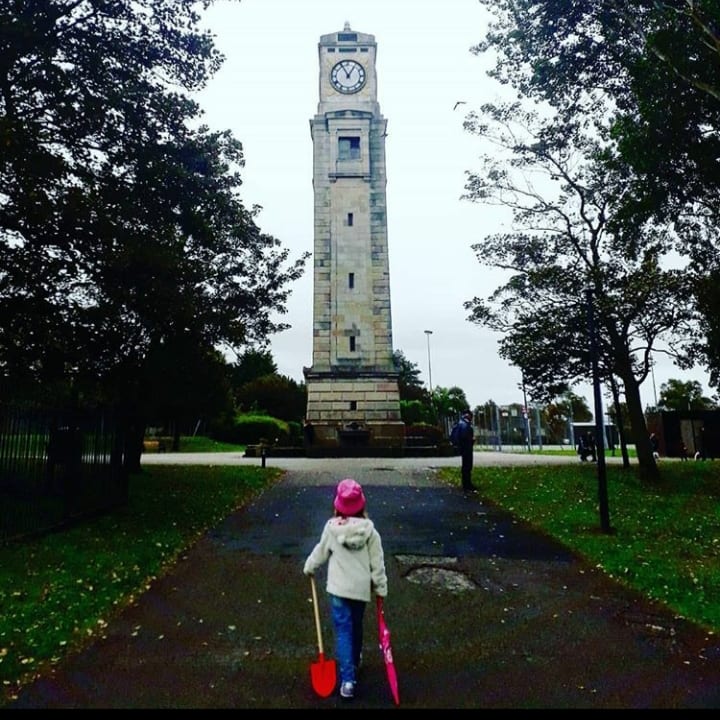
[304,369,404,449]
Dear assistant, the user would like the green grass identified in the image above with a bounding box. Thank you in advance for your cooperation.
[477,445,638,459]
[157,436,246,453]
[1,446,718,706]
[0,463,283,705]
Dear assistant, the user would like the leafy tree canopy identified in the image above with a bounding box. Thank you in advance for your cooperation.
[0,0,308,415]
[432,386,470,419]
[463,0,720,478]
[393,349,428,403]
[461,100,695,480]
[658,378,717,411]
[229,349,278,389]
[474,0,720,397]
[235,373,306,423]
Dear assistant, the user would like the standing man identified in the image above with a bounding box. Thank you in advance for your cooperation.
[457,409,476,492]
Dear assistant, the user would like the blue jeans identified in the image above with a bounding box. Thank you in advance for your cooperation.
[329,594,366,685]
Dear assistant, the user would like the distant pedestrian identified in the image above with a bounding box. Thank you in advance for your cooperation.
[695,426,708,460]
[456,409,476,492]
[578,431,596,462]
[303,479,388,701]
[679,441,689,461]
[577,434,588,461]
[587,432,597,461]
[649,433,659,460]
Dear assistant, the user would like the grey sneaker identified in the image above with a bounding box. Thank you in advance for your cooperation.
[340,681,355,699]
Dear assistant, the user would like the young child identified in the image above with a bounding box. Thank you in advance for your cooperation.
[303,478,388,700]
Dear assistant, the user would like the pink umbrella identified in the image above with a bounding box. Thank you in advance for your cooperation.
[376,596,400,705]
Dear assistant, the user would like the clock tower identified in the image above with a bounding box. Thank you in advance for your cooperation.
[303,23,404,454]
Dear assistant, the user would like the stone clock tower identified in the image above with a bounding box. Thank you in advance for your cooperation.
[303,23,404,453]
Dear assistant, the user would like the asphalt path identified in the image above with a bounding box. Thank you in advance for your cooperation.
[139,446,630,469]
[8,450,720,709]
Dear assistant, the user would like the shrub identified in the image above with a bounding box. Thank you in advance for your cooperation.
[286,420,302,446]
[404,423,443,446]
[211,413,290,446]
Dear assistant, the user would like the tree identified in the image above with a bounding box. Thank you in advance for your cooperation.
[474,0,720,407]
[475,1,720,213]
[399,399,431,426]
[235,374,306,423]
[143,339,235,451]
[392,349,434,423]
[658,378,716,411]
[393,350,428,403]
[0,1,308,458]
[431,386,469,421]
[544,391,593,444]
[229,350,279,390]
[462,100,696,480]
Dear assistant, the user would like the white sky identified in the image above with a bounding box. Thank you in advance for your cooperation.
[195,0,714,412]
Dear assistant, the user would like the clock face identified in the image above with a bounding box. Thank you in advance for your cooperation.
[330,60,366,94]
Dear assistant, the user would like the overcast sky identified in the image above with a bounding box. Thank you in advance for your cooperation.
[195,0,714,413]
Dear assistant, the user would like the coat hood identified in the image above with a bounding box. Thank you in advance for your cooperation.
[327,516,375,551]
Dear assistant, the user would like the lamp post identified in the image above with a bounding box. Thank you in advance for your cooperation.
[424,330,433,395]
[585,286,611,534]
[650,356,658,407]
[521,375,531,452]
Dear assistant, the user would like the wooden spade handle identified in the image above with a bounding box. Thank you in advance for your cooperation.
[310,575,324,655]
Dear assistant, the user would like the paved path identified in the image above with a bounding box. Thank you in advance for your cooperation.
[139,447,631,469]
[8,452,720,708]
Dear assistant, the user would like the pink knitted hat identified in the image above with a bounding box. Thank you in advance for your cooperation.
[333,478,366,516]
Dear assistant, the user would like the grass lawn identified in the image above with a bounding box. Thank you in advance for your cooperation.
[0,461,284,705]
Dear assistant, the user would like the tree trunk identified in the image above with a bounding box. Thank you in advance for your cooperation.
[621,372,659,483]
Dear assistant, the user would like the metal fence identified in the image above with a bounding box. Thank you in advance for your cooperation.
[0,401,128,545]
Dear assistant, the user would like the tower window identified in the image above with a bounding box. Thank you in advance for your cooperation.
[349,336,356,352]
[338,33,358,41]
[338,136,360,160]
[347,212,353,226]
[349,401,357,410]
[348,272,354,288]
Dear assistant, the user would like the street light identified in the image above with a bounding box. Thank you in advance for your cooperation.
[585,286,611,534]
[424,330,433,395]
[650,356,658,407]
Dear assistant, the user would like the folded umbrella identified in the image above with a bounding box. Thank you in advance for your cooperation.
[377,595,400,705]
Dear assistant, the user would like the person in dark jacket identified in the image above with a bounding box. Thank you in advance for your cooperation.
[679,440,689,461]
[457,409,476,492]
[650,432,659,459]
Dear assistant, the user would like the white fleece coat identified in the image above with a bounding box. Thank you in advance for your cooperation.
[303,516,388,602]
